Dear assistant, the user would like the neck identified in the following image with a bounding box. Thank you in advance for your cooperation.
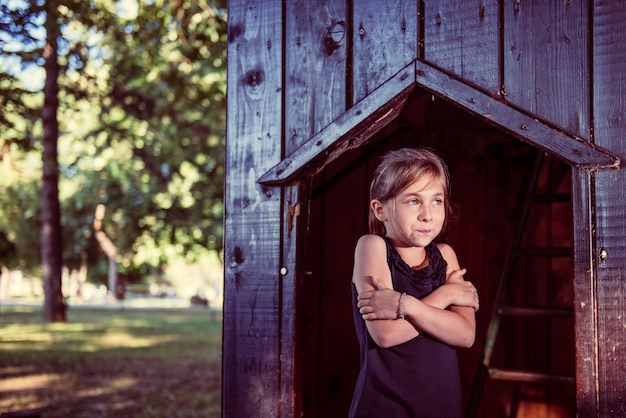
[393,244,428,269]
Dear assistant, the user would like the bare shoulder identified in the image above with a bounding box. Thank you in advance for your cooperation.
[355,234,386,254]
[436,242,460,268]
[435,242,456,256]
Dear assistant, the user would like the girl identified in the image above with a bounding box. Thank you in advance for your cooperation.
[350,147,479,418]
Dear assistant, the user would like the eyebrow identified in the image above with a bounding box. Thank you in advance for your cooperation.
[401,191,445,199]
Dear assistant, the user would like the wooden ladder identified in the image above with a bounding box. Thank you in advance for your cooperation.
[466,150,575,418]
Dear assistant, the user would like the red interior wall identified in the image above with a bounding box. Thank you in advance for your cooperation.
[300,92,576,417]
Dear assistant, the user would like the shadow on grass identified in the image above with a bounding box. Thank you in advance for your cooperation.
[0,306,221,418]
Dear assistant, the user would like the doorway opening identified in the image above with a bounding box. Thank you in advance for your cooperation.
[299,88,576,417]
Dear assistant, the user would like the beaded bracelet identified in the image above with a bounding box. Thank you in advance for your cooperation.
[398,292,407,319]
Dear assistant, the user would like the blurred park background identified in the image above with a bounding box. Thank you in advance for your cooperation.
[1,0,227,415]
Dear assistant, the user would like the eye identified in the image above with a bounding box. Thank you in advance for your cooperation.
[407,199,419,206]
[432,198,443,206]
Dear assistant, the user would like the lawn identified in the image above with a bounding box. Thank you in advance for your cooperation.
[0,305,222,418]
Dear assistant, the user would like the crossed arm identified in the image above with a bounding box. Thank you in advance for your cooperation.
[352,234,478,349]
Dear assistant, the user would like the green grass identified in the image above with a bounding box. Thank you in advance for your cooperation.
[0,306,221,417]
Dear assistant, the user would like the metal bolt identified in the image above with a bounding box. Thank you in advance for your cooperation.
[599,248,608,261]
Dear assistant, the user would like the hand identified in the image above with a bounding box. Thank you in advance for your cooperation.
[357,277,402,320]
[445,268,479,311]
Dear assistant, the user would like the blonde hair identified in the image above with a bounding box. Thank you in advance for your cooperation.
[368,147,452,235]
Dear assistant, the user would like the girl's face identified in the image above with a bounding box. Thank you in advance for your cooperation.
[372,175,446,249]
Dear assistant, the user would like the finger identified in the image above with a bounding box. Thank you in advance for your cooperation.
[357,291,374,301]
[359,308,374,318]
[361,310,375,320]
[447,268,467,282]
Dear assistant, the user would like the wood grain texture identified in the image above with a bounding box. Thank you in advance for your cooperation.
[285,1,347,153]
[224,1,626,415]
[224,1,285,416]
[504,0,590,137]
[571,168,599,416]
[279,183,304,417]
[352,0,418,102]
[258,63,416,185]
[414,60,619,169]
[424,0,500,94]
[591,2,626,415]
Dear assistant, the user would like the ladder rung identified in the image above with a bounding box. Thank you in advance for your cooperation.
[531,193,571,203]
[512,247,572,257]
[499,306,574,317]
[488,368,575,384]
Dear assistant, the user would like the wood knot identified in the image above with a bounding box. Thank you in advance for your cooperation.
[244,70,264,87]
[324,21,346,55]
[243,70,265,98]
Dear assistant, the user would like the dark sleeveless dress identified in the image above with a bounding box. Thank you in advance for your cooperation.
[349,236,463,418]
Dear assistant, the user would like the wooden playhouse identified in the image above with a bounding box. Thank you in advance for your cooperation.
[224,1,626,416]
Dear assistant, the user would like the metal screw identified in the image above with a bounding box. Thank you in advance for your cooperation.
[599,248,608,262]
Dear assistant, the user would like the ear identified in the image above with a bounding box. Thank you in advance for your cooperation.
[370,200,387,222]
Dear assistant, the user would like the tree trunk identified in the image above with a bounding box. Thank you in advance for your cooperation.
[41,3,66,322]
[93,204,119,299]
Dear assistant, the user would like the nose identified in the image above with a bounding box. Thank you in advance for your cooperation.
[420,205,432,222]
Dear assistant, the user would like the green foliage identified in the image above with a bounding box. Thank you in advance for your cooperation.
[0,1,227,281]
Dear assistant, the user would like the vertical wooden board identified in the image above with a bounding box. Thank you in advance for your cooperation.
[504,0,590,137]
[280,183,304,417]
[301,187,323,417]
[593,2,626,148]
[571,168,598,416]
[424,0,500,94]
[592,2,626,416]
[594,179,626,409]
[285,0,347,152]
[352,0,418,103]
[224,1,284,416]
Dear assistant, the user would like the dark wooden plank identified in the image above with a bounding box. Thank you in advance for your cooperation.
[414,60,620,169]
[352,0,418,103]
[223,1,285,416]
[504,0,590,137]
[283,4,349,412]
[571,168,599,416]
[257,63,417,185]
[424,0,499,94]
[284,1,347,153]
[279,183,304,417]
[591,2,626,415]
[593,169,626,418]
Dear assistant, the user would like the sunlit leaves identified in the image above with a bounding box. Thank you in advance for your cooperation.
[0,0,227,282]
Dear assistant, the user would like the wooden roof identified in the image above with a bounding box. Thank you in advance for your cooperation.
[258,60,619,186]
